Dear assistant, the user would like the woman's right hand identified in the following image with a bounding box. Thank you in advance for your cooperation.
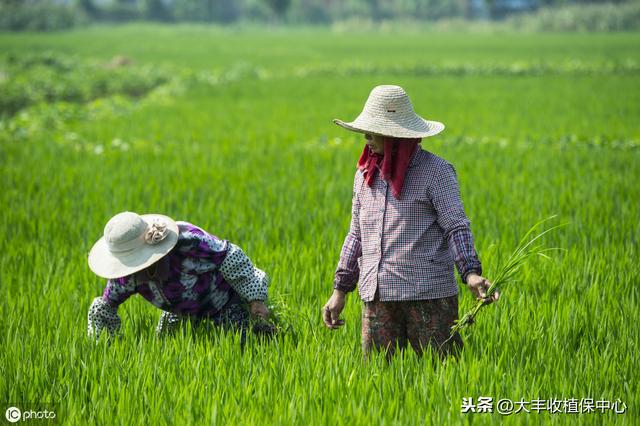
[322,290,346,329]
[249,300,270,319]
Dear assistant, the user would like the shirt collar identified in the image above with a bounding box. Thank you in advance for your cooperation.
[407,145,423,169]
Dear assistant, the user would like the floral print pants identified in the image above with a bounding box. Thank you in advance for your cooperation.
[361,294,463,360]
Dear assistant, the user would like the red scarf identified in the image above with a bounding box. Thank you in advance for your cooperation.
[357,137,420,199]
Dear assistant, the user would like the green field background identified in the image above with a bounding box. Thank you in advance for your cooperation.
[1,26,638,425]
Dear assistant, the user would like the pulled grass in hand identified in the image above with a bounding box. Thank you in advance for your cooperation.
[447,216,565,342]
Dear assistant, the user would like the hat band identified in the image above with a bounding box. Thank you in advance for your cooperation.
[106,234,146,254]
[105,219,170,254]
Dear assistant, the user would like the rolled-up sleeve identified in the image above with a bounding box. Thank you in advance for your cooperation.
[88,297,121,339]
[220,243,269,302]
[430,161,482,283]
[88,276,137,339]
[333,171,363,293]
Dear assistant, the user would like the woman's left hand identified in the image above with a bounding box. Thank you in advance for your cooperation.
[466,273,500,304]
[249,301,270,319]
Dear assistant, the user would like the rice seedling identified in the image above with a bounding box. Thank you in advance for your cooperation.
[446,216,566,343]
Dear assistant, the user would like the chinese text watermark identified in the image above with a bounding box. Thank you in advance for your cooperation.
[461,397,627,415]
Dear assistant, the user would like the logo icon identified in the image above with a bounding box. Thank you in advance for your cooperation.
[5,406,21,423]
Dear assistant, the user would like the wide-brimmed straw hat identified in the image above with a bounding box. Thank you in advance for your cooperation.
[333,85,445,139]
[88,211,179,279]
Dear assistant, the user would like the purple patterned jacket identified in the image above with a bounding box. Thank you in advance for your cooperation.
[88,222,269,338]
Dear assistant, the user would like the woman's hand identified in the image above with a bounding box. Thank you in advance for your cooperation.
[322,290,346,329]
[249,301,270,319]
[466,273,500,304]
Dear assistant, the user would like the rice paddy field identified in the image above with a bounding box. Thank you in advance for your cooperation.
[0,26,639,425]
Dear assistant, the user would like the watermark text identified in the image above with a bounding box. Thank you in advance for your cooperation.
[461,397,627,415]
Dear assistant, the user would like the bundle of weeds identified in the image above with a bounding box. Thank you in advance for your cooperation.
[248,293,298,340]
[448,216,565,340]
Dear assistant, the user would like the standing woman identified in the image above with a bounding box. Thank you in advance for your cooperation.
[322,85,498,359]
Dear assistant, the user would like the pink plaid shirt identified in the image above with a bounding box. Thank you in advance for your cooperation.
[333,148,482,302]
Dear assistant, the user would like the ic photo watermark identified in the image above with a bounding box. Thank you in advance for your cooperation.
[5,404,57,423]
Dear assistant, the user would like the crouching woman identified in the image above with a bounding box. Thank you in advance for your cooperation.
[87,211,272,340]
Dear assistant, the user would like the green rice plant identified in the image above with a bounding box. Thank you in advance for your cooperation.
[447,216,566,342]
[245,292,299,339]
[1,26,638,425]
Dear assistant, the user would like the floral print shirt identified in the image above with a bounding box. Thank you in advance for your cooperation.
[88,221,269,338]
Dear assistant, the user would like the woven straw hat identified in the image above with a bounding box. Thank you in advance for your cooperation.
[333,85,444,138]
[88,211,179,279]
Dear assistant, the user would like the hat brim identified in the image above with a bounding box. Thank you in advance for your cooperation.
[333,118,445,139]
[88,214,179,279]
